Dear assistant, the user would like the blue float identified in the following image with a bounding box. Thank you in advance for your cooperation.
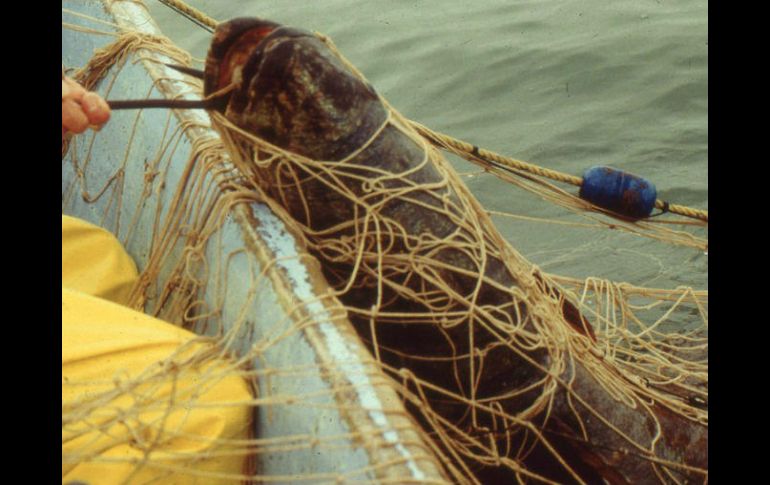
[579,166,657,219]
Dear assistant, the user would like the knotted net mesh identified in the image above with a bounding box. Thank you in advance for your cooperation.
[62,3,707,484]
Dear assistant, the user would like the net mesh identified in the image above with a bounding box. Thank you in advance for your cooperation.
[62,4,707,484]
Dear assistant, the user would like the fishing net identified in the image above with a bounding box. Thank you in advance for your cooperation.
[62,2,707,484]
[63,10,445,484]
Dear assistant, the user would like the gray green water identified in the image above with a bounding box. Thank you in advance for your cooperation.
[148,0,707,293]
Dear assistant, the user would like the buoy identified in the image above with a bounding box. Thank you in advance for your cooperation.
[579,166,657,219]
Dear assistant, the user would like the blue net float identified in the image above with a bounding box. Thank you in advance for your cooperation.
[579,166,658,219]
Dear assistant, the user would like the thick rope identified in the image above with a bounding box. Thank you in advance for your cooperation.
[156,0,217,31]
[412,122,709,223]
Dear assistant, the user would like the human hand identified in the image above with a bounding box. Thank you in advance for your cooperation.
[62,77,111,139]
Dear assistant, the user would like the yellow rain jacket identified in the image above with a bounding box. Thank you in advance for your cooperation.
[62,215,253,484]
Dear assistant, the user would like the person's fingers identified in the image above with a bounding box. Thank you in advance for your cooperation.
[81,92,111,126]
[62,98,90,134]
[62,77,86,102]
[62,77,111,136]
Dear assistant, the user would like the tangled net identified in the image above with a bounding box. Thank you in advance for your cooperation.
[62,3,707,484]
[210,25,707,484]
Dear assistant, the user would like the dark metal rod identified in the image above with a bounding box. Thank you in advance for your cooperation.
[107,98,211,110]
[165,63,205,79]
